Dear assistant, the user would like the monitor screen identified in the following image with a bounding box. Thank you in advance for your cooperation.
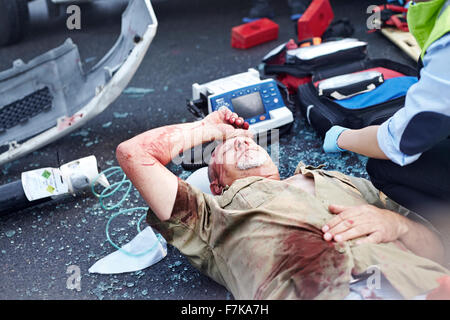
[231,92,265,119]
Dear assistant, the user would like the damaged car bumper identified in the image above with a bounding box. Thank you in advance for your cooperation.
[0,0,157,165]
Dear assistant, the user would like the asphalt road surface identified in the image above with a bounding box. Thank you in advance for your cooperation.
[0,0,423,300]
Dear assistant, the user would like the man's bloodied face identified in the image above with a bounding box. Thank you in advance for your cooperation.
[208,136,279,195]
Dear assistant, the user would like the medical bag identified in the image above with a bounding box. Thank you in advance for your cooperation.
[263,38,418,138]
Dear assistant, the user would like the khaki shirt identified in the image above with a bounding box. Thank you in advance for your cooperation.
[147,162,449,300]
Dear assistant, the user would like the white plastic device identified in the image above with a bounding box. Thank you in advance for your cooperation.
[192,68,293,134]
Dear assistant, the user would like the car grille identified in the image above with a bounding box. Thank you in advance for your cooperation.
[0,87,53,134]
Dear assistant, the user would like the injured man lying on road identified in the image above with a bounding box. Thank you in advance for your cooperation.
[116,107,449,300]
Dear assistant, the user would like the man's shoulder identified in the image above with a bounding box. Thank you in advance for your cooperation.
[146,178,207,225]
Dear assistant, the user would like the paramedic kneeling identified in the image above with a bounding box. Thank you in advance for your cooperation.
[323,0,450,214]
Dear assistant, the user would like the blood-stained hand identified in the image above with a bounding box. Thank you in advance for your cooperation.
[202,107,253,141]
[321,204,408,245]
[203,106,250,130]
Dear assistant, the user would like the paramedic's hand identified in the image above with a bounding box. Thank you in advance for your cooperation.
[321,204,408,245]
[323,125,348,153]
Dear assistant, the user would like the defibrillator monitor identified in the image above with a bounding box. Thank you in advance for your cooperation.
[231,92,265,119]
[192,69,293,133]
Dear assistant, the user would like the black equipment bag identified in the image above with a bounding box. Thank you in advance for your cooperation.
[294,40,418,138]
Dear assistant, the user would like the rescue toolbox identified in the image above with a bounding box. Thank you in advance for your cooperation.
[262,38,418,138]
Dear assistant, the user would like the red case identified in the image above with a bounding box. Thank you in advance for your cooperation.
[297,0,334,42]
[231,18,279,49]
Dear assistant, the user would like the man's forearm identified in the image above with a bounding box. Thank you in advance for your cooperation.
[122,120,223,165]
[338,126,389,160]
[116,120,218,220]
[398,215,445,264]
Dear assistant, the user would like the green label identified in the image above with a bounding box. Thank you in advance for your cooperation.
[42,170,51,179]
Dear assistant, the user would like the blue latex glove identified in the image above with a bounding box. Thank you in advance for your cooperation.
[323,125,348,153]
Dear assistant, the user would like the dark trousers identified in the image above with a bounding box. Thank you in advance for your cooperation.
[366,139,450,216]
